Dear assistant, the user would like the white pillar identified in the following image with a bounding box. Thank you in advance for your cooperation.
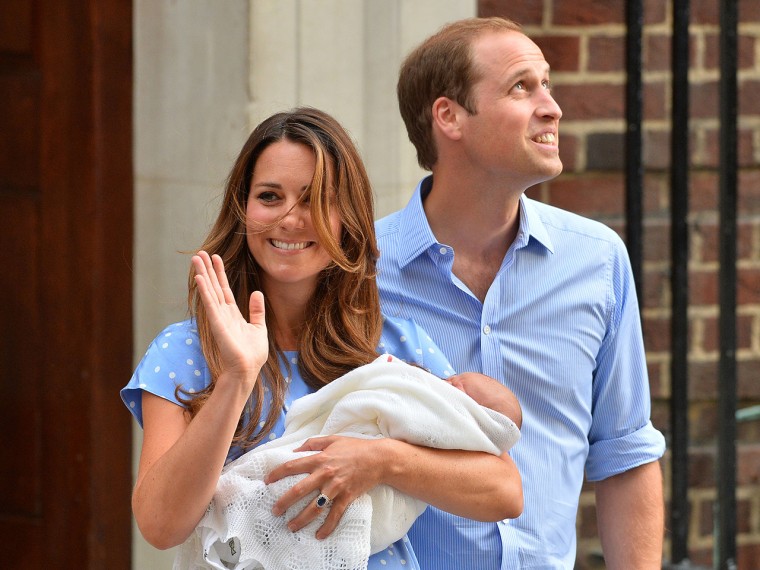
[248,0,476,216]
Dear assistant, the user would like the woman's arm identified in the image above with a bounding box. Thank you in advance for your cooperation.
[133,378,254,548]
[132,252,268,549]
[265,435,522,539]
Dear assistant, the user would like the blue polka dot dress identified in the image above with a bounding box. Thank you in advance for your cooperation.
[121,315,456,569]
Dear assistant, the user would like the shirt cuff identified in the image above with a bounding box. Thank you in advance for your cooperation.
[585,421,666,481]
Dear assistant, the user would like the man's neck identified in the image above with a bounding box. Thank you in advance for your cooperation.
[422,175,522,301]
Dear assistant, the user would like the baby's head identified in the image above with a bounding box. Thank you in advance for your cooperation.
[447,372,522,429]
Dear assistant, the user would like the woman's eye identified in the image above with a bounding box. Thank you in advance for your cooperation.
[514,82,525,91]
[257,191,279,203]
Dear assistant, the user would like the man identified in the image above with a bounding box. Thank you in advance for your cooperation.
[375,17,666,569]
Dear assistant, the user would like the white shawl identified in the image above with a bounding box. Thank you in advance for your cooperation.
[174,354,520,570]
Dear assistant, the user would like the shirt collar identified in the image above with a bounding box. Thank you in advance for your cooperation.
[519,194,555,254]
[396,176,555,267]
[397,176,439,268]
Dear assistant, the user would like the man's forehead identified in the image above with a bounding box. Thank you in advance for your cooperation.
[473,31,550,73]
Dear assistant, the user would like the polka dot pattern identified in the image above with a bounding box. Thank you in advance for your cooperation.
[120,316,454,569]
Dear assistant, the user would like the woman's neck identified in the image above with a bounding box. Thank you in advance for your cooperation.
[263,285,311,351]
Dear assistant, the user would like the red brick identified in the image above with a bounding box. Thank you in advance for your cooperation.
[478,0,544,25]
[651,397,669,429]
[690,402,718,445]
[586,132,624,170]
[736,539,760,570]
[740,0,760,21]
[643,173,669,216]
[690,360,718,400]
[643,315,671,352]
[554,83,624,120]
[696,314,754,353]
[691,220,716,263]
[643,0,667,25]
[738,170,760,214]
[739,360,760,399]
[644,80,667,121]
[738,496,752,533]
[644,34,670,72]
[698,495,714,536]
[690,447,716,487]
[703,33,756,71]
[691,81,719,119]
[643,220,670,262]
[737,411,760,445]
[739,222,756,261]
[588,36,624,72]
[642,266,668,309]
[535,35,581,72]
[545,173,624,217]
[687,548,712,567]
[691,0,720,25]
[643,129,670,170]
[690,171,719,213]
[739,79,760,115]
[552,0,623,26]
[700,128,756,169]
[738,267,760,304]
[558,132,578,172]
[737,444,760,485]
[690,268,718,306]
[693,220,757,263]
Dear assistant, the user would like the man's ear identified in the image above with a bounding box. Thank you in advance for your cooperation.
[431,96,463,141]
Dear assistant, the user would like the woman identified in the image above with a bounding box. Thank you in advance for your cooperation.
[121,107,522,569]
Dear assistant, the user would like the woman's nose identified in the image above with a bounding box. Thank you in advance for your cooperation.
[279,202,307,230]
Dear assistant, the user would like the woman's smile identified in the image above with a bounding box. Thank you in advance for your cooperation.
[269,239,313,251]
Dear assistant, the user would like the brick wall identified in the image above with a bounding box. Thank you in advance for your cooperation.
[478,1,760,568]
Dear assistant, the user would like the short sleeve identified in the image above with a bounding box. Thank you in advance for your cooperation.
[120,319,211,428]
[379,315,456,379]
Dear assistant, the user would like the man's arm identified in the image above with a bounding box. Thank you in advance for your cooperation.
[595,460,664,569]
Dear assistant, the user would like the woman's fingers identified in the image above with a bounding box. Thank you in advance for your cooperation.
[211,253,236,306]
[248,290,266,327]
[192,252,221,305]
[287,493,348,539]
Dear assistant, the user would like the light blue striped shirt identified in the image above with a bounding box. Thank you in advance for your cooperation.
[375,176,666,569]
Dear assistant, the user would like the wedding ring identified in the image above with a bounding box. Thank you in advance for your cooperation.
[315,492,332,509]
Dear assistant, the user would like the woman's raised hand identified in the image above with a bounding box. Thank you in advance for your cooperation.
[192,251,268,383]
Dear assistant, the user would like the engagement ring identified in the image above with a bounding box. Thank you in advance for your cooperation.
[315,492,332,509]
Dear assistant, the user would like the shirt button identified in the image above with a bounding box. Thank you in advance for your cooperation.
[483,325,491,335]
[439,246,447,255]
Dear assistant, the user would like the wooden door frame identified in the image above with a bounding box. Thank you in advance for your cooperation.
[38,0,133,566]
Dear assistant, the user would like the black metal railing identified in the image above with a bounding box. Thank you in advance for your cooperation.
[624,1,738,568]
[716,0,738,567]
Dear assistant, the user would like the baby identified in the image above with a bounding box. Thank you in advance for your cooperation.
[446,371,523,430]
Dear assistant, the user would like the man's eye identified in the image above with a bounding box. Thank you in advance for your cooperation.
[514,82,525,90]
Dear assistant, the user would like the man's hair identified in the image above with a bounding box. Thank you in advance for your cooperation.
[397,17,523,170]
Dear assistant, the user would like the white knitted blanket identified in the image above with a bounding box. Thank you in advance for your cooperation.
[174,355,520,570]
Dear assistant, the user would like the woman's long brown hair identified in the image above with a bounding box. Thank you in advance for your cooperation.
[179,107,383,449]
